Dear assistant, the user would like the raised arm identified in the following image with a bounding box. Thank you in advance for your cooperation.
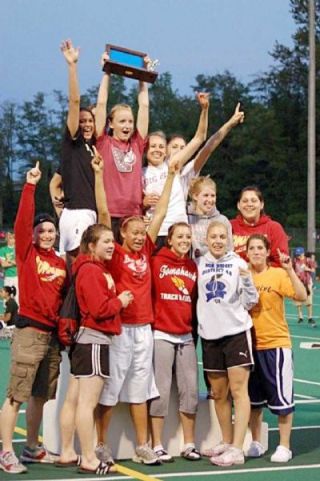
[61,39,80,138]
[171,92,209,170]
[278,250,307,302]
[95,53,110,137]
[49,173,64,217]
[91,146,111,228]
[136,80,149,139]
[193,102,244,174]
[147,160,179,242]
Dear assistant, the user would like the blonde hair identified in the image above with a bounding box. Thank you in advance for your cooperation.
[108,103,133,121]
[206,220,227,237]
[189,176,217,205]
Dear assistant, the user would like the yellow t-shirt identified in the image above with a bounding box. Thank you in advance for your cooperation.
[250,267,296,350]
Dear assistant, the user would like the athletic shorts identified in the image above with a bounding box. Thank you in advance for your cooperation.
[202,329,253,372]
[71,343,109,378]
[7,327,61,403]
[59,208,97,253]
[149,339,198,417]
[249,348,295,415]
[99,324,159,405]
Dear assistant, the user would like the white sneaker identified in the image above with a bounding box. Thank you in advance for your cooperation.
[95,443,114,465]
[0,451,28,474]
[132,444,162,465]
[247,441,265,457]
[210,446,245,466]
[201,441,231,457]
[271,445,292,463]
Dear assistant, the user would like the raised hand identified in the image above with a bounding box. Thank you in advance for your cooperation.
[26,161,41,185]
[196,92,210,110]
[277,248,292,270]
[230,102,245,126]
[91,146,104,173]
[100,52,110,68]
[60,39,79,65]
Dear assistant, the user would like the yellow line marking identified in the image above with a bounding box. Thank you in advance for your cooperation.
[115,463,162,481]
[15,425,160,481]
[14,426,43,443]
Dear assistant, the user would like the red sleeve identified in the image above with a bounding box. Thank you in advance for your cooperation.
[269,221,289,267]
[77,265,122,321]
[14,183,35,263]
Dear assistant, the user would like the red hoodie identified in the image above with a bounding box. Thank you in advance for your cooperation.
[15,183,67,331]
[231,214,289,267]
[151,247,197,335]
[73,254,122,335]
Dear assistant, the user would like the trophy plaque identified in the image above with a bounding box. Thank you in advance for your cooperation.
[103,44,159,84]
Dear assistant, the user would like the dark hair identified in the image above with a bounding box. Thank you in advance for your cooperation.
[3,285,16,297]
[167,133,186,145]
[80,224,113,254]
[165,222,191,248]
[238,185,264,203]
[80,107,95,120]
[246,234,270,251]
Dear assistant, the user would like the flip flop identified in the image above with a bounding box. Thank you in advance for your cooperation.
[55,455,81,467]
[78,461,111,475]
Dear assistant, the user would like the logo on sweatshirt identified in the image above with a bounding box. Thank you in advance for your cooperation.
[205,273,226,302]
[36,256,66,284]
[112,146,136,172]
[160,275,192,302]
[123,254,147,278]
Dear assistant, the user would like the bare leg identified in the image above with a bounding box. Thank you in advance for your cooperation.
[278,413,293,449]
[180,412,196,445]
[129,403,148,446]
[0,398,21,452]
[95,404,113,445]
[26,396,45,448]
[58,376,79,462]
[228,367,250,450]
[150,416,164,448]
[76,376,107,470]
[207,372,232,444]
[249,408,263,442]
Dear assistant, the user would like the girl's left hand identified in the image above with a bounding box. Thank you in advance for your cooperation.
[277,249,292,270]
[239,267,251,277]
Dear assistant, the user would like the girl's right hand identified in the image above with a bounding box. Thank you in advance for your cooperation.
[60,39,79,65]
[118,290,134,308]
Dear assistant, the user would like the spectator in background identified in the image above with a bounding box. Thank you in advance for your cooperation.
[0,285,18,327]
[305,252,317,289]
[292,247,316,327]
[0,232,18,304]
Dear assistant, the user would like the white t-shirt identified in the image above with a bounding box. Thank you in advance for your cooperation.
[143,160,196,235]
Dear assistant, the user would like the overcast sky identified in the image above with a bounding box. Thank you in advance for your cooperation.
[1,0,296,103]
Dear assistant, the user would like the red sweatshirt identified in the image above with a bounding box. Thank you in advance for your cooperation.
[14,183,67,331]
[151,247,197,335]
[231,214,289,267]
[73,254,122,335]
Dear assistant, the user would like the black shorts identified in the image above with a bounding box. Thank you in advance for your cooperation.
[202,330,253,372]
[70,343,110,378]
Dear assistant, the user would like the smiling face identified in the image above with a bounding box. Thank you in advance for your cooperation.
[121,219,146,253]
[33,222,56,250]
[109,107,134,142]
[167,136,186,157]
[193,186,216,215]
[79,110,95,141]
[237,190,264,225]
[90,230,115,262]
[168,224,192,257]
[246,237,269,270]
[206,223,228,259]
[146,134,167,167]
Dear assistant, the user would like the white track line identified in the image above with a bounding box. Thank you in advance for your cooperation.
[291,334,320,340]
[294,378,320,386]
[294,393,316,399]
[269,425,320,431]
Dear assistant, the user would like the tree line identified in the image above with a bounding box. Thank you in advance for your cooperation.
[0,0,319,234]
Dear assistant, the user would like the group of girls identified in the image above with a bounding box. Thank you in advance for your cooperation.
[30,37,306,476]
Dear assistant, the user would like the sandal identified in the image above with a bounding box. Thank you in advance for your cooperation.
[181,447,201,461]
[78,461,112,475]
[55,455,81,467]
